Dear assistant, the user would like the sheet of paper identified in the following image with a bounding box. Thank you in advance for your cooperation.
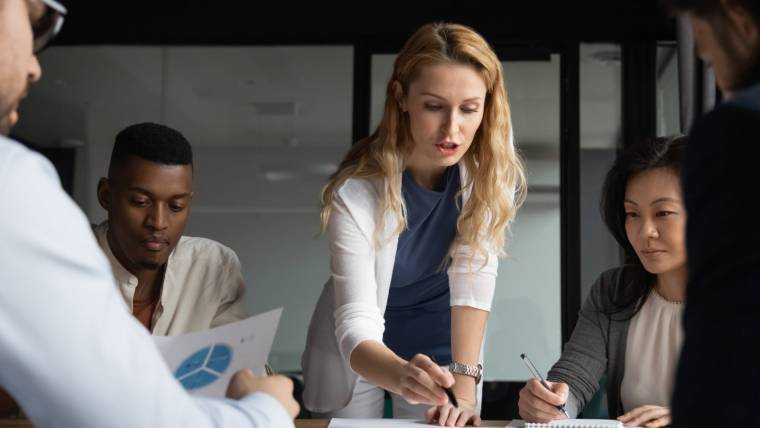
[153,308,281,398]
[509,420,624,427]
[328,420,442,427]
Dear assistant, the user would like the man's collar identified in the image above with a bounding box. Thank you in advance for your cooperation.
[95,221,139,287]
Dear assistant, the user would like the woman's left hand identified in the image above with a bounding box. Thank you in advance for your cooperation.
[425,396,481,427]
[617,405,671,427]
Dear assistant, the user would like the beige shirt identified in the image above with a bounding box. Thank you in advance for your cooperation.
[620,289,684,411]
[95,222,247,335]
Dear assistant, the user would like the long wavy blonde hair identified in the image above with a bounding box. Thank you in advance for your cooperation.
[321,22,527,259]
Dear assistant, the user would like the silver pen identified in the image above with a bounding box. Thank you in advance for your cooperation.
[520,353,570,418]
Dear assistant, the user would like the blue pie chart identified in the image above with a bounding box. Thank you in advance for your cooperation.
[174,343,233,390]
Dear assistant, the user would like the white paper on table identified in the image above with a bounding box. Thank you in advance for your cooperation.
[153,307,282,398]
[509,420,625,427]
[328,420,436,427]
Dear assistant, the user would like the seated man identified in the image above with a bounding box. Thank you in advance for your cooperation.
[95,122,246,334]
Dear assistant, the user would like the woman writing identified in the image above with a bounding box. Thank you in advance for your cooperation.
[518,136,688,428]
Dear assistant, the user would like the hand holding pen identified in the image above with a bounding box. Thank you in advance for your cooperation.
[519,353,571,422]
[429,355,459,408]
[421,355,482,426]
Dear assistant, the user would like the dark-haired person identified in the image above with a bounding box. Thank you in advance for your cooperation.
[0,0,298,425]
[94,122,246,334]
[663,1,760,426]
[518,136,687,428]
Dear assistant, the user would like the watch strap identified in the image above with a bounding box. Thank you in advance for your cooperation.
[448,361,483,384]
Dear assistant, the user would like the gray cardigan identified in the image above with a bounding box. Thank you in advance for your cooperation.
[547,266,644,418]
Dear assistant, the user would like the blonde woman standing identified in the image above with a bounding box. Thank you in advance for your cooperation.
[302,22,526,427]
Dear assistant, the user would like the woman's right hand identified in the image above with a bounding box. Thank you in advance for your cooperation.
[518,378,569,423]
[398,354,455,406]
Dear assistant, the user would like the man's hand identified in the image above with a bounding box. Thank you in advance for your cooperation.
[225,369,300,419]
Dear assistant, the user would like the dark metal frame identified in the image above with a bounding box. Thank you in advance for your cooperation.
[622,41,657,149]
[557,43,581,345]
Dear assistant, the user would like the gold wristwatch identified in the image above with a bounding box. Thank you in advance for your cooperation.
[448,361,483,384]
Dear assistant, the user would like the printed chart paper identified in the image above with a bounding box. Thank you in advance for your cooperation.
[328,420,436,427]
[153,308,282,397]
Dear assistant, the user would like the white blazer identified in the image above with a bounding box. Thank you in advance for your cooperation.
[301,163,499,413]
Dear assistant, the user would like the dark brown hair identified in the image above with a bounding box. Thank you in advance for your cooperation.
[600,135,687,318]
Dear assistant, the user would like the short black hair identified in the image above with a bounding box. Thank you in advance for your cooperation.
[599,135,687,318]
[108,122,193,175]
[663,0,760,21]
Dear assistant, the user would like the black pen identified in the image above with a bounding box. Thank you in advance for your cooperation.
[432,356,459,408]
[443,384,459,408]
[520,353,570,418]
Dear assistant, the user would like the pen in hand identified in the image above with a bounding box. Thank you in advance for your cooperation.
[431,356,458,408]
[520,353,570,418]
[443,384,459,409]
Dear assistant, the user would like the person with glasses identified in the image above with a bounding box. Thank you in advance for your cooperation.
[0,1,299,426]
[0,0,63,136]
[30,0,65,52]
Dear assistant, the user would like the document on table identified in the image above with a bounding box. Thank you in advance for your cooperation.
[153,308,282,398]
[508,420,624,427]
[329,420,519,428]
[328,420,434,427]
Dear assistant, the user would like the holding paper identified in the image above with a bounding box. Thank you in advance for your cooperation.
[153,308,282,397]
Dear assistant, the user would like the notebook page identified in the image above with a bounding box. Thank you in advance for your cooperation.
[509,419,624,428]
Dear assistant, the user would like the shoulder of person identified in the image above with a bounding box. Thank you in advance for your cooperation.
[685,103,760,181]
[175,235,240,267]
[0,137,58,194]
[587,266,640,306]
[691,103,760,144]
[333,174,384,219]
[336,175,382,200]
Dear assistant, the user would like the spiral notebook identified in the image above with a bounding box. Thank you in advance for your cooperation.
[511,419,623,428]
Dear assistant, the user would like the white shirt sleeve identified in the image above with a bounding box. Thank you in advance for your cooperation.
[328,192,385,365]
[447,243,498,311]
[0,138,293,428]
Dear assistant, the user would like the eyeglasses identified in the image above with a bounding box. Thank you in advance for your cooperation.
[33,0,67,54]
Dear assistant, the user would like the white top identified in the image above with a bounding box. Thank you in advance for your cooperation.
[302,165,499,413]
[0,136,293,428]
[95,221,247,335]
[620,289,684,411]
